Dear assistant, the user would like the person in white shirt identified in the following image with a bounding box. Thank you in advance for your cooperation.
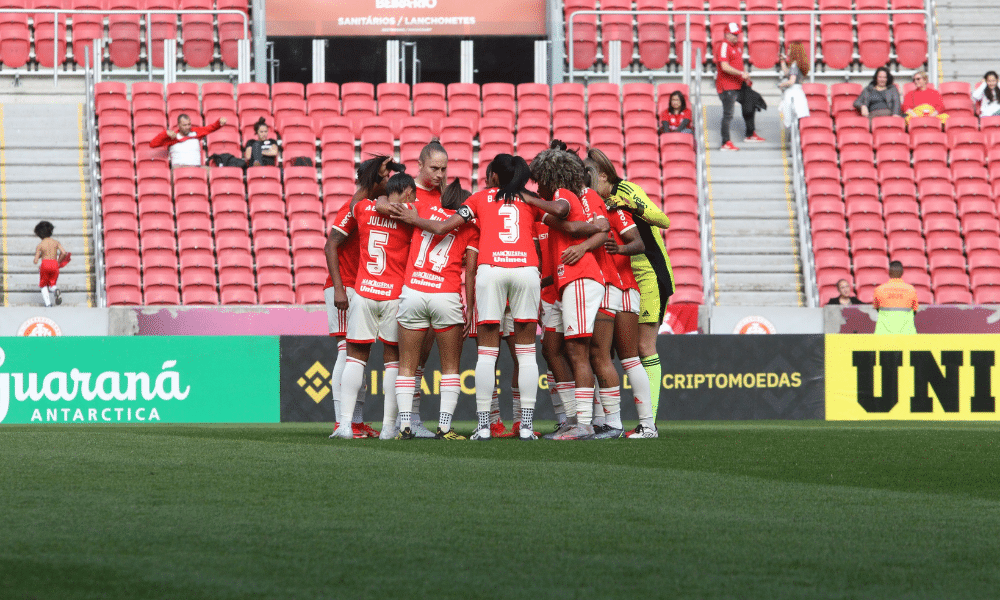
[149,114,227,167]
[972,70,1000,117]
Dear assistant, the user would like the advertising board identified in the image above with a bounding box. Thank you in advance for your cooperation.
[0,337,279,424]
[267,0,548,37]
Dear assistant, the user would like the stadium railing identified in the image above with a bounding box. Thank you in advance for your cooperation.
[565,7,936,86]
[691,49,714,308]
[83,46,108,307]
[0,8,249,84]
[789,105,820,307]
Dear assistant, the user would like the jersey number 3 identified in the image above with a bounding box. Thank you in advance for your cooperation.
[498,204,520,244]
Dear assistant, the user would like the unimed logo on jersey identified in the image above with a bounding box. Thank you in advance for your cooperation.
[825,335,1000,420]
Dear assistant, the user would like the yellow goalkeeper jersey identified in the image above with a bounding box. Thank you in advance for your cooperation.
[608,180,675,297]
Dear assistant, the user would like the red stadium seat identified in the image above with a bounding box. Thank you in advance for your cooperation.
[857,0,890,68]
[747,0,780,69]
[636,0,669,69]
[180,0,214,68]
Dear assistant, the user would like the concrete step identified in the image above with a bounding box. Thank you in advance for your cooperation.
[709,169,786,185]
[709,182,787,199]
[714,235,801,254]
[3,195,91,212]
[717,271,800,289]
[2,290,93,307]
[1,166,88,183]
[712,202,795,219]
[714,290,802,306]
[7,271,92,289]
[2,148,92,167]
[714,254,801,273]
[714,219,798,238]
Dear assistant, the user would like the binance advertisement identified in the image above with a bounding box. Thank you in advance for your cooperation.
[826,335,1000,420]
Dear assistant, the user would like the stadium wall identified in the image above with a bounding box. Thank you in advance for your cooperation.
[5,333,1000,425]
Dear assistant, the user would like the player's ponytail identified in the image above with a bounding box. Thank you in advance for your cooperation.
[419,139,448,162]
[586,148,622,186]
[488,154,530,204]
[440,178,470,210]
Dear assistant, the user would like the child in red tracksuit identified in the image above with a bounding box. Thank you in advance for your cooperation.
[33,221,70,306]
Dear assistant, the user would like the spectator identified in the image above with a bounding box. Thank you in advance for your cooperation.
[826,279,863,306]
[972,70,1000,117]
[854,67,901,119]
[659,91,693,134]
[244,117,279,167]
[872,261,918,334]
[902,71,948,124]
[715,22,765,151]
[149,114,227,167]
[778,41,811,127]
[33,220,68,307]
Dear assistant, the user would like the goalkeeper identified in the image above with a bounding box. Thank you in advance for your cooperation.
[585,149,675,426]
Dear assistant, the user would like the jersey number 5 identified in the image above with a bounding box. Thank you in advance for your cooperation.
[498,204,520,244]
[367,231,389,275]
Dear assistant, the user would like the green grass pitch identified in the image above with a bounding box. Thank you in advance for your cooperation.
[3,421,1000,600]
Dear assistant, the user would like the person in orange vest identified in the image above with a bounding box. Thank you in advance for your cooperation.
[872,261,918,334]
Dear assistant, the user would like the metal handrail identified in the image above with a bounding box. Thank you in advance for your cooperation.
[691,49,714,310]
[83,46,107,308]
[567,8,937,86]
[0,9,249,84]
[788,109,818,307]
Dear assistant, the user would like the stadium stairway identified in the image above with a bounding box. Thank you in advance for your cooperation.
[0,91,94,307]
[936,0,995,82]
[704,106,804,306]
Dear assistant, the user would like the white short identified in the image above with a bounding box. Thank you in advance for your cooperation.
[560,278,604,339]
[622,287,640,315]
[346,294,400,344]
[541,300,562,333]
[602,285,640,315]
[475,264,540,325]
[501,307,514,337]
[325,286,355,336]
[397,286,465,331]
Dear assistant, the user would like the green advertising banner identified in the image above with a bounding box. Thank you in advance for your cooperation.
[0,337,279,425]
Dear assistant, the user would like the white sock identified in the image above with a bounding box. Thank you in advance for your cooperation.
[547,371,565,423]
[412,366,423,424]
[339,358,365,426]
[439,373,461,432]
[330,341,346,424]
[592,389,606,427]
[476,347,499,415]
[600,386,622,428]
[396,375,418,429]
[623,356,654,427]
[40,287,51,306]
[576,387,594,425]
[514,343,538,416]
[557,382,575,424]
[382,361,399,432]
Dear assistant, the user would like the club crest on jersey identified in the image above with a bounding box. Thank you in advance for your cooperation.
[557,265,565,276]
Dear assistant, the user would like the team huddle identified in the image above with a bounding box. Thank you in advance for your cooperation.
[323,140,675,441]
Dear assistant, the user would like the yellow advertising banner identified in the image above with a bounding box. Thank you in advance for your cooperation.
[826,334,1000,420]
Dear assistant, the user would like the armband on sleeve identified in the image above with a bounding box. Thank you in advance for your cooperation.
[457,205,474,222]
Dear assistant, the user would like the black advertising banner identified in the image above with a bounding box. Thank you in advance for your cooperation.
[280,336,565,423]
[655,335,826,420]
[280,335,826,423]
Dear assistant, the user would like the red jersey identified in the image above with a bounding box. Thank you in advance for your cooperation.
[606,207,639,291]
[537,221,558,304]
[415,185,442,206]
[341,199,412,301]
[547,188,605,291]
[583,188,622,290]
[459,188,541,268]
[403,201,476,294]
[660,108,693,131]
[327,200,360,290]
[715,39,744,93]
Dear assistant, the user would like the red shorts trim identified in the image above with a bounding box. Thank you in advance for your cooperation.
[598,308,615,317]
[401,325,430,332]
[564,332,593,340]
[347,337,377,345]
[513,318,538,324]
[378,339,398,346]
[477,319,501,325]
[433,324,458,333]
